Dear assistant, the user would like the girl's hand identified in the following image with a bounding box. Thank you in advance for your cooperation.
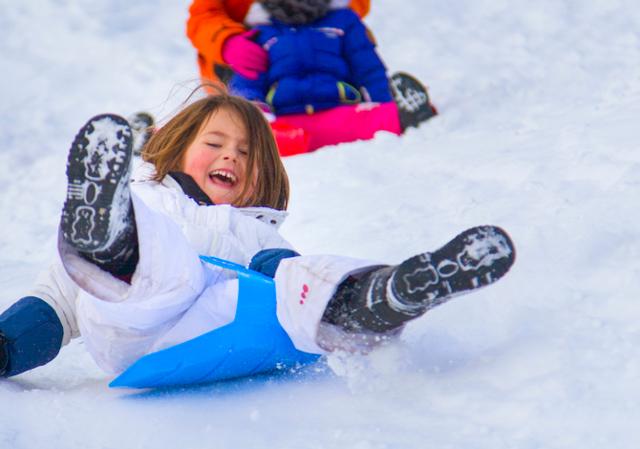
[0,332,8,376]
[249,248,300,278]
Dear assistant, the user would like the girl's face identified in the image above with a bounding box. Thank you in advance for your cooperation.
[181,108,253,205]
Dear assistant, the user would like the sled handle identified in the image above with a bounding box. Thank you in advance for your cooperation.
[199,255,271,281]
[199,255,276,323]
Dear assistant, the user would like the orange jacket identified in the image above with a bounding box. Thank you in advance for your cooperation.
[187,0,371,86]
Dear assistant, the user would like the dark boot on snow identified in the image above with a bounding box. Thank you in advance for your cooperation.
[61,114,139,277]
[323,225,516,333]
[128,111,155,156]
[390,71,437,131]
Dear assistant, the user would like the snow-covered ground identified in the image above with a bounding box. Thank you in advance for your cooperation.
[1,1,639,448]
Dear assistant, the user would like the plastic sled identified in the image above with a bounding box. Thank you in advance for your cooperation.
[271,121,310,156]
[109,256,320,389]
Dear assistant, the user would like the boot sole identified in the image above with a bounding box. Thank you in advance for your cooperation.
[61,114,133,253]
[391,226,516,308]
[390,71,437,130]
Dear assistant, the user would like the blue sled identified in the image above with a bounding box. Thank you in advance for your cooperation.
[109,256,320,389]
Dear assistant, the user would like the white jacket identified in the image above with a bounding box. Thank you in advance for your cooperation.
[29,163,378,373]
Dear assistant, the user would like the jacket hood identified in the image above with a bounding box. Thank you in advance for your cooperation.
[245,0,349,26]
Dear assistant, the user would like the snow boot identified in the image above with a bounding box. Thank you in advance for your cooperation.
[128,111,155,156]
[323,226,515,333]
[61,114,139,276]
[390,71,437,131]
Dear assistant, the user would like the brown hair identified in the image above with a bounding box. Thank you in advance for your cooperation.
[142,91,289,210]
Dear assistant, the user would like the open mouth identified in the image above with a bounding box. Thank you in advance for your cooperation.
[209,169,238,187]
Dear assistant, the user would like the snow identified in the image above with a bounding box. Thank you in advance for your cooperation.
[1,0,640,448]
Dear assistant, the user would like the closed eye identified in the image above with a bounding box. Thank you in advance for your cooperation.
[206,142,222,149]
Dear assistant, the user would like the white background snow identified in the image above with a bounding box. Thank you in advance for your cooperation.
[1,0,639,448]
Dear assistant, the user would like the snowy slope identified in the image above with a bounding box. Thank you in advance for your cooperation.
[1,1,640,448]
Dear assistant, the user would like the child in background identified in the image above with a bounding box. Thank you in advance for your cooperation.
[0,92,513,378]
[187,0,371,86]
[226,0,437,155]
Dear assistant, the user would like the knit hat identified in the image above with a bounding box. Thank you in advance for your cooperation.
[260,0,331,25]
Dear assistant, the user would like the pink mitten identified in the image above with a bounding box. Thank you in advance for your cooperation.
[222,30,268,80]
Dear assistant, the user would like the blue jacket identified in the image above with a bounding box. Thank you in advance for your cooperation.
[230,8,392,115]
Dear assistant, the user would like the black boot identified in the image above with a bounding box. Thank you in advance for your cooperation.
[128,111,155,156]
[390,71,437,131]
[60,114,139,277]
[323,226,516,333]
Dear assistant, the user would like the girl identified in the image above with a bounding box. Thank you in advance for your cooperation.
[0,92,514,378]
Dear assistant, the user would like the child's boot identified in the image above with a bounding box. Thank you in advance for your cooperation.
[60,114,139,277]
[128,111,155,156]
[323,226,516,333]
[390,71,437,131]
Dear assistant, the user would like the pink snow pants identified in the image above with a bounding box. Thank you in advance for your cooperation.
[271,101,402,156]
